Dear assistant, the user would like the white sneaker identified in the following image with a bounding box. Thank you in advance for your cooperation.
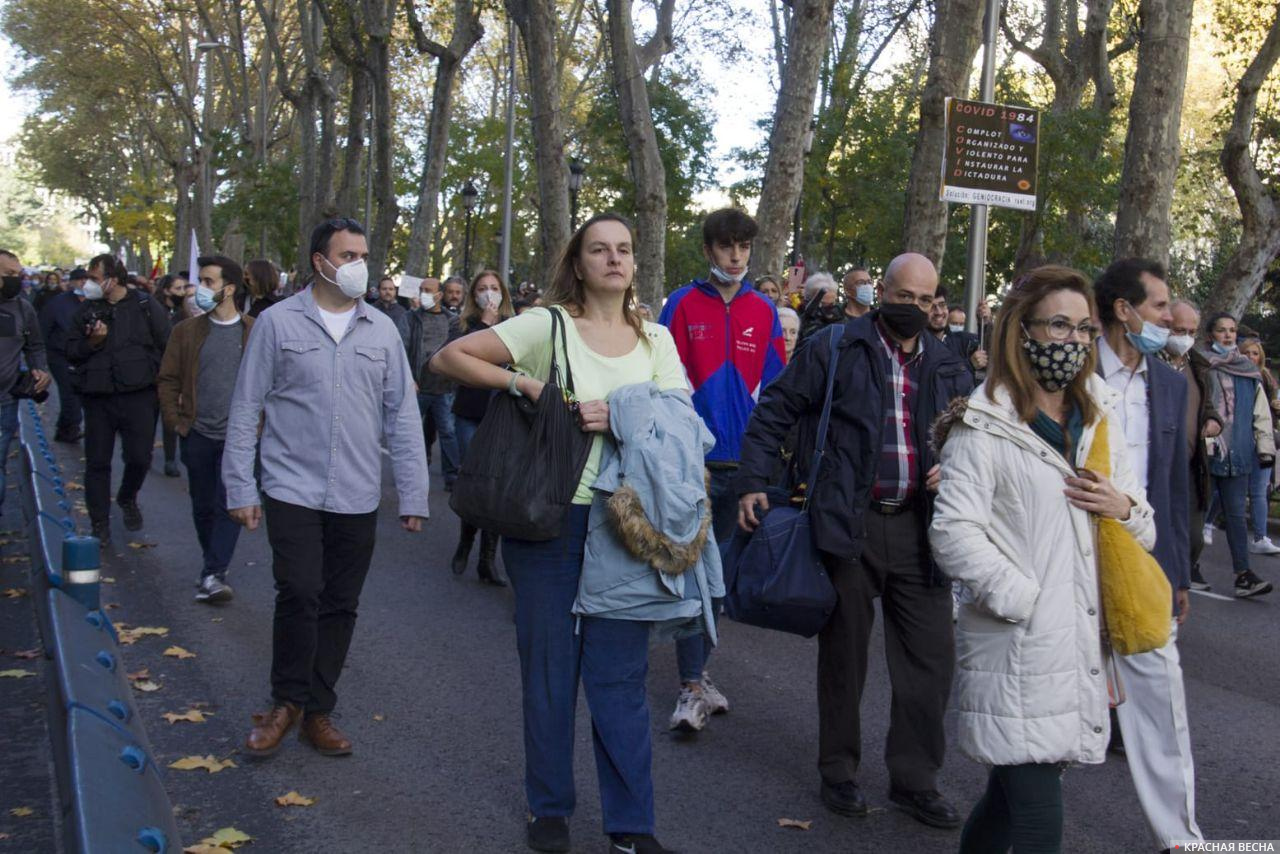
[194,574,234,604]
[1249,536,1280,555]
[699,673,729,715]
[668,686,708,732]
[1203,525,1214,545]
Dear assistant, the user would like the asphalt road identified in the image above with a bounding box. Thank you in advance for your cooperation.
[3,411,1280,853]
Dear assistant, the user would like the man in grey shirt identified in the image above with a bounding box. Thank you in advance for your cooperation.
[0,249,51,517]
[223,218,428,760]
[157,255,254,606]
[406,276,461,488]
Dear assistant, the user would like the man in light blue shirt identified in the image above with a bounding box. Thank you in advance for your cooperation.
[223,217,428,759]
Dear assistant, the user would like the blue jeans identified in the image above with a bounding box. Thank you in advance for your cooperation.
[0,400,17,512]
[418,391,460,484]
[1249,455,1271,540]
[503,505,656,835]
[180,430,241,578]
[675,466,736,683]
[455,415,481,459]
[1212,473,1251,573]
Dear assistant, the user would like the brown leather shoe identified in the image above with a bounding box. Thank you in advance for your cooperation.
[299,714,353,756]
[244,702,302,757]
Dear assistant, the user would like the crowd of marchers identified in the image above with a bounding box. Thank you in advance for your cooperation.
[3,206,1276,854]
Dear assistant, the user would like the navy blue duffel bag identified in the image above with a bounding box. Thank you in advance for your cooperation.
[722,326,842,638]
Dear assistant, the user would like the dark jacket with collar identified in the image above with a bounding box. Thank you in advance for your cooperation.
[736,311,974,576]
[66,290,171,396]
[1097,351,1192,612]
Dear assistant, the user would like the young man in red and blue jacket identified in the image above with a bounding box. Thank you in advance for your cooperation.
[658,208,785,733]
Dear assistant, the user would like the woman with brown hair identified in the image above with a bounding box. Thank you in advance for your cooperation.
[929,265,1155,853]
[244,259,280,317]
[445,269,516,586]
[431,213,686,854]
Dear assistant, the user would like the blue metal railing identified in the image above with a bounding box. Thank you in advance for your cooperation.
[17,400,181,853]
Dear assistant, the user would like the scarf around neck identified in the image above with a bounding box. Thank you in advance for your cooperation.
[1198,344,1261,459]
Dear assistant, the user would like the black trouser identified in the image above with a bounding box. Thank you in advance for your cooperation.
[263,495,378,714]
[82,388,158,526]
[960,764,1064,854]
[47,352,82,434]
[163,425,178,465]
[818,504,954,792]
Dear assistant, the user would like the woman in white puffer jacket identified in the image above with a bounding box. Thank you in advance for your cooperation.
[929,266,1156,853]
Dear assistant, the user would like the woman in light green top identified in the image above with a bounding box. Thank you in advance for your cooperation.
[430,213,682,854]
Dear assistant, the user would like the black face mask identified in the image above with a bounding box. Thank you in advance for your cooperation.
[1,276,22,300]
[879,302,929,340]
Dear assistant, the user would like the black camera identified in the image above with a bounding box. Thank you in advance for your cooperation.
[82,303,113,338]
[10,370,48,403]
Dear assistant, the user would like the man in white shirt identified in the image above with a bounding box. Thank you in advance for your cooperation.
[1094,258,1202,850]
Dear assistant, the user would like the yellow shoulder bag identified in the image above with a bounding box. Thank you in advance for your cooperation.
[1082,417,1172,656]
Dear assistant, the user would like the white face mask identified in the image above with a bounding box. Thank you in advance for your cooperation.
[320,257,369,299]
[854,283,875,306]
[478,290,501,309]
[82,281,104,301]
[1165,334,1195,357]
[949,324,965,334]
[419,292,436,310]
[710,264,747,285]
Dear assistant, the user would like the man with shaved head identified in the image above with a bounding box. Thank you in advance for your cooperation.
[735,252,973,827]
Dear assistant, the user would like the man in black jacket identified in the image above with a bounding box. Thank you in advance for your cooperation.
[736,252,973,829]
[66,254,172,545]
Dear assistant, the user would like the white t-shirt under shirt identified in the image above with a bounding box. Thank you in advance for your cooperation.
[493,305,688,505]
[318,305,356,342]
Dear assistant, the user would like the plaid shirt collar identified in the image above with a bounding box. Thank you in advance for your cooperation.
[874,318,925,367]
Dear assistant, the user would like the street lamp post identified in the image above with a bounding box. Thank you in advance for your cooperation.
[791,118,817,265]
[568,158,586,231]
[461,180,479,279]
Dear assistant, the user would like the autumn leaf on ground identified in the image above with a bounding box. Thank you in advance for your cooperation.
[101,576,116,584]
[117,625,169,645]
[181,846,225,854]
[2,587,27,598]
[103,602,120,610]
[162,709,210,724]
[125,667,150,682]
[128,541,157,550]
[9,806,34,817]
[132,679,162,693]
[64,481,83,491]
[777,818,812,830]
[11,649,40,660]
[274,791,316,807]
[164,645,196,659]
[210,617,223,623]
[0,556,27,564]
[0,669,35,679]
[372,714,385,722]
[200,827,253,849]
[169,755,236,774]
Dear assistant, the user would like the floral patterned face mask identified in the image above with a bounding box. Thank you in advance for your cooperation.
[1022,339,1090,392]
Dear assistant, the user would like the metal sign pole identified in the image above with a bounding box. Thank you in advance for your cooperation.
[964,0,1000,335]
[498,19,517,286]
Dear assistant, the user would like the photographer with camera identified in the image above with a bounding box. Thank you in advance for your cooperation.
[0,248,52,518]
[66,253,172,545]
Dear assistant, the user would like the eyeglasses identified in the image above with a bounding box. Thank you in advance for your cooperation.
[1023,317,1100,342]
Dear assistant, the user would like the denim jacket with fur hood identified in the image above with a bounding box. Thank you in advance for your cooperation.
[573,382,725,642]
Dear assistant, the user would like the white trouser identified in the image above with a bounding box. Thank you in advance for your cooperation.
[1114,619,1203,847]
